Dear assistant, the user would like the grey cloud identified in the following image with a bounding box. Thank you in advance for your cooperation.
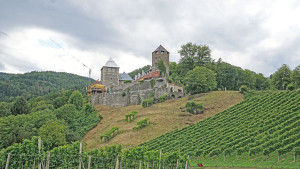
[0,62,5,70]
[0,0,299,77]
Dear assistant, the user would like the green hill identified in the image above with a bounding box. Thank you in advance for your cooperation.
[0,71,94,101]
[140,90,300,168]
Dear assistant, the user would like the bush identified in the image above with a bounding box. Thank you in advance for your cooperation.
[185,101,203,114]
[139,80,144,84]
[158,94,168,102]
[239,85,248,94]
[125,111,138,122]
[287,83,295,91]
[122,91,126,97]
[142,98,154,108]
[133,118,149,130]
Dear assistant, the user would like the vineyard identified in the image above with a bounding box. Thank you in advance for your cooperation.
[140,90,300,168]
[0,137,188,168]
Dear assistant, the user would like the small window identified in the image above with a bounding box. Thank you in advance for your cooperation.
[161,51,164,54]
[112,68,115,72]
[155,51,158,54]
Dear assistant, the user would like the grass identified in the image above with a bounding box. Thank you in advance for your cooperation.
[189,151,300,169]
[83,91,244,150]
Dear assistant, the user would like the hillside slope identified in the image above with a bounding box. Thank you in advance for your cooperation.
[140,90,300,167]
[0,71,94,101]
[83,91,244,150]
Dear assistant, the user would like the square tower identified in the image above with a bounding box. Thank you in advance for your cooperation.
[101,57,119,87]
[152,45,169,76]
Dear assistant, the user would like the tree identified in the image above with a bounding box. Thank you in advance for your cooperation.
[38,120,67,150]
[183,66,217,94]
[254,73,270,90]
[291,65,300,89]
[271,64,292,90]
[0,102,11,117]
[11,96,30,115]
[68,90,83,110]
[178,42,213,77]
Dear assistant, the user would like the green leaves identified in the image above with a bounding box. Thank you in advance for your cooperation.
[11,96,30,115]
[38,120,67,150]
[183,66,217,94]
[68,90,83,110]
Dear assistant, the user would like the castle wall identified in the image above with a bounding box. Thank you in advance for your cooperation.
[90,78,182,107]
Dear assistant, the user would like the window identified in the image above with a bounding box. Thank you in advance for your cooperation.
[161,51,164,54]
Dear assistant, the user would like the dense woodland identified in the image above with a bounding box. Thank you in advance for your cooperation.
[166,43,300,94]
[0,71,94,102]
[0,90,101,150]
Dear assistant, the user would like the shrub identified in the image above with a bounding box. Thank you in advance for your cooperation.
[133,118,149,130]
[287,83,295,91]
[239,85,248,94]
[121,91,126,97]
[185,101,203,114]
[158,94,168,102]
[142,98,154,108]
[125,111,138,122]
[139,80,144,84]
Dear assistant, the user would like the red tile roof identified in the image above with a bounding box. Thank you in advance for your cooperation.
[137,71,160,81]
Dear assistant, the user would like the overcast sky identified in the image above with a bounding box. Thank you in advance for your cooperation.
[0,0,299,79]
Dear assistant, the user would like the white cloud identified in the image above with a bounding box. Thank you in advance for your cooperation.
[0,0,300,78]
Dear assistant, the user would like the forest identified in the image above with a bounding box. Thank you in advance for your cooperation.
[0,89,101,150]
[0,71,94,102]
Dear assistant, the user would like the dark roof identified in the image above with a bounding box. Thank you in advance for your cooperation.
[153,45,169,52]
[119,72,133,81]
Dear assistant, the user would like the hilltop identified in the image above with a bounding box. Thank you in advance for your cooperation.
[0,71,94,101]
[83,91,244,150]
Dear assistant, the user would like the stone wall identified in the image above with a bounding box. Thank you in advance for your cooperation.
[90,77,184,107]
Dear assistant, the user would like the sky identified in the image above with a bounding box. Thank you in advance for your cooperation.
[0,0,299,80]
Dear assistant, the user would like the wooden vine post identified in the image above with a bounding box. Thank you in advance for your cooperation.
[158,150,162,169]
[175,159,179,169]
[79,142,82,169]
[38,137,42,169]
[115,155,119,169]
[46,152,50,169]
[5,153,11,169]
[88,156,92,169]
[185,155,189,169]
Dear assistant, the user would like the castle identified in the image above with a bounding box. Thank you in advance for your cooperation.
[89,45,183,107]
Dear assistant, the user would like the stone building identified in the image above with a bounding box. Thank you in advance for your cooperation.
[101,57,119,87]
[152,45,170,76]
[91,45,183,107]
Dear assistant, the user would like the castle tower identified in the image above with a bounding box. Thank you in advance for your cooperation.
[101,57,119,87]
[152,45,169,76]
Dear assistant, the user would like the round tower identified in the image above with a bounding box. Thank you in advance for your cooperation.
[101,57,119,87]
[152,45,169,76]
